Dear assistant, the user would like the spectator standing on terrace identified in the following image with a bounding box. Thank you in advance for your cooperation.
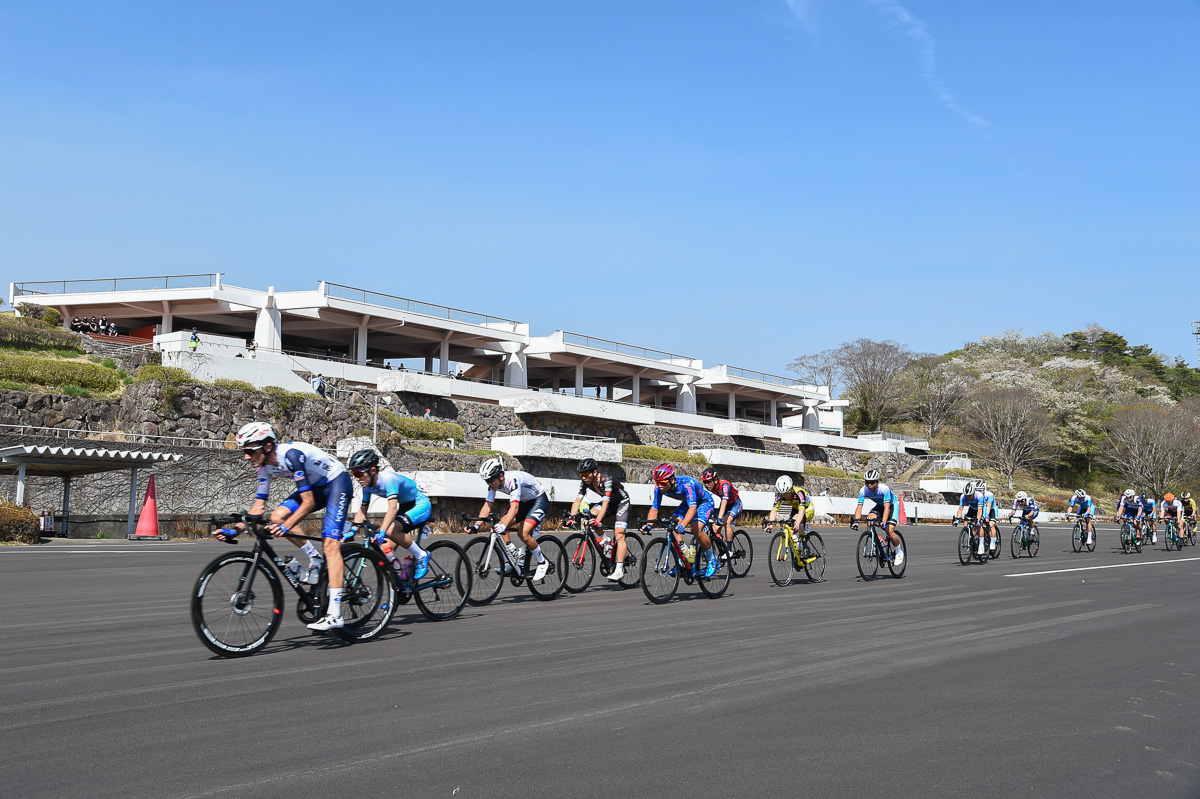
[188,328,200,352]
[311,374,326,398]
[247,339,257,359]
[88,316,99,334]
[98,314,107,331]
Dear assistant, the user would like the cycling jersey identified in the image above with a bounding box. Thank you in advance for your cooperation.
[256,442,345,500]
[653,476,714,525]
[486,470,545,503]
[362,469,432,528]
[1161,499,1183,516]
[1117,497,1140,518]
[1140,498,1156,516]
[710,479,740,507]
[858,482,896,523]
[959,491,981,509]
[1012,499,1039,520]
[774,489,815,524]
[1067,494,1095,516]
[979,490,998,518]
[576,473,630,506]
[1184,498,1197,517]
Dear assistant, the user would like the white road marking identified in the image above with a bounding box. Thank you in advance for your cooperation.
[1007,557,1200,577]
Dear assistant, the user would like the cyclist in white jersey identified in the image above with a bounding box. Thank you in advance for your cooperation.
[468,459,552,581]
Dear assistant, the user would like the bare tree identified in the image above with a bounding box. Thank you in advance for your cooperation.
[1101,406,1200,498]
[831,338,914,430]
[965,388,1053,489]
[787,348,841,395]
[901,357,967,439]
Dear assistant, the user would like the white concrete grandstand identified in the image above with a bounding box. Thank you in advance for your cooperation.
[11,272,916,449]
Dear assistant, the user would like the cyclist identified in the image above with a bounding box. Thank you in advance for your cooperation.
[954,481,986,556]
[468,458,551,581]
[346,449,431,579]
[642,463,718,578]
[1008,491,1039,533]
[1116,489,1141,537]
[701,466,743,554]
[1137,493,1157,543]
[851,469,904,566]
[214,422,352,631]
[977,480,1000,553]
[1159,492,1184,538]
[1182,492,1197,537]
[568,457,632,582]
[763,474,814,537]
[1066,489,1096,547]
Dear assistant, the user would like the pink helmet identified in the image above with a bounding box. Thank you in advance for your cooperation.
[652,463,676,484]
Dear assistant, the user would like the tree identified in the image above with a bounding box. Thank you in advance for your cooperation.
[1101,406,1200,498]
[831,338,914,430]
[900,357,967,439]
[965,388,1053,489]
[786,348,841,395]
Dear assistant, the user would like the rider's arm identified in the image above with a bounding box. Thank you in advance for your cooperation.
[497,499,520,529]
[378,496,399,535]
[474,500,493,529]
[279,490,316,531]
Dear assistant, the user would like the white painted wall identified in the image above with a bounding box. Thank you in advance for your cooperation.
[690,448,804,473]
[491,434,623,463]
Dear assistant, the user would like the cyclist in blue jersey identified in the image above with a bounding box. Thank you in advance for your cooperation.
[1008,491,1040,531]
[346,449,431,579]
[1137,493,1158,543]
[954,481,987,556]
[642,463,719,578]
[977,481,1000,554]
[213,422,352,631]
[852,470,904,566]
[1066,489,1096,546]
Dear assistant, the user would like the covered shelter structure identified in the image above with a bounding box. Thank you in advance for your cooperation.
[0,445,182,538]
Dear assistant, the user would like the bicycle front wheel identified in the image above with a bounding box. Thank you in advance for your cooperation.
[527,536,567,600]
[617,532,644,589]
[191,551,284,658]
[803,532,827,583]
[464,536,505,606]
[334,544,396,643]
[1027,527,1039,557]
[1121,524,1133,554]
[727,529,754,578]
[413,540,472,621]
[1071,523,1083,553]
[640,536,680,604]
[696,544,730,599]
[856,532,879,581]
[958,528,971,565]
[562,533,597,593]
[767,531,794,587]
[888,531,907,578]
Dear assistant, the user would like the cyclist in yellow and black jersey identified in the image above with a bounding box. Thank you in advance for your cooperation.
[764,475,814,533]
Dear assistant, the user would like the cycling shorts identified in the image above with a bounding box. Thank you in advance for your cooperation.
[1120,508,1139,519]
[719,499,743,522]
[596,497,631,529]
[988,506,997,521]
[864,501,893,524]
[397,496,432,529]
[280,471,353,540]
[963,506,980,520]
[513,494,550,530]
[672,499,714,526]
[1017,508,1039,522]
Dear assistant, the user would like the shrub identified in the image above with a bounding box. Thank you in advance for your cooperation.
[134,365,192,384]
[159,384,183,414]
[805,464,849,478]
[61,384,91,398]
[0,501,40,544]
[1035,494,1068,512]
[102,358,116,369]
[378,409,466,442]
[42,307,61,327]
[213,378,255,392]
[0,379,26,391]
[15,303,51,323]
[263,385,311,415]
[0,354,121,391]
[622,444,709,466]
[0,315,82,353]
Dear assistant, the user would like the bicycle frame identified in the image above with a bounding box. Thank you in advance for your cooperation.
[209,514,324,614]
[764,521,807,567]
[645,519,700,579]
[359,521,454,595]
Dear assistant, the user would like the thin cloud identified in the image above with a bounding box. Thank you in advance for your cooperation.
[865,0,989,128]
[785,0,819,38]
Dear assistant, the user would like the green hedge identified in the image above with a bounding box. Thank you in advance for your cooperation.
[0,354,121,391]
[263,385,311,415]
[622,444,709,466]
[804,464,849,478]
[0,315,82,353]
[214,378,255,392]
[0,501,41,544]
[134,365,193,384]
[378,409,465,441]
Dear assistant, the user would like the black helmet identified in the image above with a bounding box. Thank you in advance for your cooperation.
[577,457,598,474]
[347,449,380,471]
[701,467,718,482]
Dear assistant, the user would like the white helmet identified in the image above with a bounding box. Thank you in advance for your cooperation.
[775,475,794,494]
[977,481,988,491]
[479,457,504,481]
[236,421,276,448]
[864,469,881,482]
[1124,488,1135,498]
[1074,488,1086,498]
[1015,491,1028,502]
[963,482,975,494]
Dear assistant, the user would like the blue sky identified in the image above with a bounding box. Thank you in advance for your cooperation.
[2,1,1199,371]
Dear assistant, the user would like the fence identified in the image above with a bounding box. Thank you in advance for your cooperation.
[0,423,230,450]
[323,282,521,331]
[13,273,220,296]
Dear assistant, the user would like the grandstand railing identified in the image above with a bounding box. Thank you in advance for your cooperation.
[323,282,521,332]
[13,273,221,296]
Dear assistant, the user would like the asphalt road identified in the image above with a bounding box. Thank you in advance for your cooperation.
[1,523,1197,799]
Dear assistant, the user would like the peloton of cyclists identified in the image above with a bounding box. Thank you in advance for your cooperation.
[642,463,719,578]
[1066,489,1096,547]
[346,448,431,579]
[567,457,632,582]
[468,458,552,581]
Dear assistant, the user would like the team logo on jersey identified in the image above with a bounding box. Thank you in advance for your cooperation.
[293,471,306,481]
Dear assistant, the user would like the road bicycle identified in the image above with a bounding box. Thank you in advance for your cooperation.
[638,518,730,604]
[854,516,907,580]
[764,520,826,586]
[1163,516,1188,551]
[955,516,989,565]
[191,513,395,657]
[561,513,644,592]
[462,514,567,605]
[355,520,472,620]
[1119,517,1143,554]
[705,517,754,579]
[1068,514,1096,553]
[1008,516,1040,559]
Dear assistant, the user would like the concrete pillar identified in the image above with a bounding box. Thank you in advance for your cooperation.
[770,401,778,427]
[61,475,71,538]
[574,364,584,395]
[552,377,560,393]
[126,468,139,537]
[654,390,662,409]
[354,323,368,366]
[803,403,820,431]
[439,336,451,375]
[605,383,613,400]
[728,390,736,420]
[160,303,174,336]
[632,374,641,404]
[254,306,281,351]
[424,355,434,373]
[15,462,25,505]
[677,383,697,414]
[504,351,528,389]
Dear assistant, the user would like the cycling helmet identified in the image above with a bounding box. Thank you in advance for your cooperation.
[1183,492,1192,500]
[1015,491,1028,502]
[864,469,881,482]
[651,463,675,484]
[1124,489,1135,498]
[977,481,988,491]
[479,457,504,481]
[236,421,276,448]
[1164,492,1175,502]
[1074,489,1086,498]
[347,449,379,471]
[701,467,718,482]
[576,457,598,474]
[963,482,975,494]
[775,475,794,494]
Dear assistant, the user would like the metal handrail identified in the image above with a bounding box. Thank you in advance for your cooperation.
[0,423,230,450]
[722,365,802,387]
[559,331,697,365]
[857,431,930,444]
[493,429,617,443]
[688,443,804,459]
[13,273,220,296]
[323,282,521,331]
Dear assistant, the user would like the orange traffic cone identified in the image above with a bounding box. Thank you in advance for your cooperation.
[131,475,166,540]
[897,492,908,524]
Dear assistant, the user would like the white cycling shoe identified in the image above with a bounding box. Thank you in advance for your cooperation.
[532,559,550,581]
[892,549,905,567]
[606,565,625,582]
[307,614,344,631]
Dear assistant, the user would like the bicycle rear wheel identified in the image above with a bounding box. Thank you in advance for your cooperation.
[1071,523,1083,553]
[888,531,907,578]
[767,531,794,587]
[617,532,644,589]
[856,531,879,581]
[802,532,827,583]
[333,544,396,642]
[696,544,730,599]
[527,536,567,600]
[640,536,680,604]
[562,533,597,593]
[1027,527,1039,557]
[1085,525,1096,552]
[191,551,284,658]
[727,529,753,578]
[413,540,471,621]
[958,528,971,565]
[464,536,506,606]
